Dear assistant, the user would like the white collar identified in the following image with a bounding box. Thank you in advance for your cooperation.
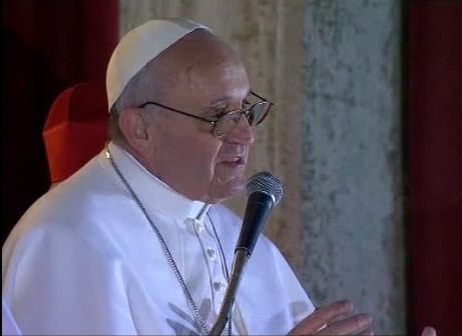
[105,141,209,222]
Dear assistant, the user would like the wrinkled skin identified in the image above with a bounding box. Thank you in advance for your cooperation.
[118,30,253,204]
[289,299,437,336]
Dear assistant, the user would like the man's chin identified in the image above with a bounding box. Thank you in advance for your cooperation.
[206,177,246,203]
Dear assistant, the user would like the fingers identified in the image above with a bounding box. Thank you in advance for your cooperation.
[317,313,372,335]
[421,326,437,336]
[307,300,354,330]
[289,300,373,335]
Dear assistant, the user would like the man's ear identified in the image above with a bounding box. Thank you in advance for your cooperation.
[118,108,149,149]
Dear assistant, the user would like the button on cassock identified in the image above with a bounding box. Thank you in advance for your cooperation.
[185,218,204,233]
[206,248,217,261]
[213,281,225,291]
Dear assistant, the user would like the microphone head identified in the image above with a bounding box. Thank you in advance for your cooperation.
[245,172,283,206]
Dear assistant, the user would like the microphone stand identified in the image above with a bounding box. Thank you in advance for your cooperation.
[207,172,282,335]
[207,248,250,335]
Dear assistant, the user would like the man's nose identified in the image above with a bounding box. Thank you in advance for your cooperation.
[225,116,255,144]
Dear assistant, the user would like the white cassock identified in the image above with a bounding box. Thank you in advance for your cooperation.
[2,299,21,335]
[2,142,315,335]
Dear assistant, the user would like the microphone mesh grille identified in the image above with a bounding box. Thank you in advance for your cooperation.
[245,172,283,206]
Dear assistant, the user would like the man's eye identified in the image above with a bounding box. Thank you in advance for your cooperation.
[211,109,228,119]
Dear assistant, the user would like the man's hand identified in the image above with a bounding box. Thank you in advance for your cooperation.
[288,300,373,335]
[288,300,438,336]
[420,326,437,336]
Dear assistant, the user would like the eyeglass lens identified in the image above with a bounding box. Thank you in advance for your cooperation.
[213,102,271,137]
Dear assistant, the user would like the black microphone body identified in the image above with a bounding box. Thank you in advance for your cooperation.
[235,190,275,256]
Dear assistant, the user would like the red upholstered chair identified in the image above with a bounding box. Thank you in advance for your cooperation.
[42,82,108,186]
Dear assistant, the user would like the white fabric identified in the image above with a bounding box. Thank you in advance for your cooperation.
[106,18,210,110]
[2,142,315,335]
[2,299,21,336]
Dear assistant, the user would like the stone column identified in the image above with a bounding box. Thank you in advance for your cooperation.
[299,0,405,334]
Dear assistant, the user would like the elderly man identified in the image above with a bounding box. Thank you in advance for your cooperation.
[3,18,414,335]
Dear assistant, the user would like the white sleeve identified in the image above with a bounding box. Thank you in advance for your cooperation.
[2,299,22,335]
[2,225,138,335]
[269,241,317,324]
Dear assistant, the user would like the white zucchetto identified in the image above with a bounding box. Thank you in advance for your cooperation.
[106,18,211,110]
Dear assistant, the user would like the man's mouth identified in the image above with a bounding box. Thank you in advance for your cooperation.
[221,157,245,166]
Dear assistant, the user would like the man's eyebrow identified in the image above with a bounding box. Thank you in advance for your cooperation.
[202,97,230,115]
[202,91,252,116]
[207,96,232,108]
[206,91,252,108]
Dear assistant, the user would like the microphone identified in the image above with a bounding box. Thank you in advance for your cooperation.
[235,172,284,256]
[208,172,283,335]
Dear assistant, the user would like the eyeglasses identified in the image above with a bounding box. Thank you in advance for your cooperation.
[138,91,274,138]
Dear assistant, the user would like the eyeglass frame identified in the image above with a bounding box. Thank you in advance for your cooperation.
[137,91,274,138]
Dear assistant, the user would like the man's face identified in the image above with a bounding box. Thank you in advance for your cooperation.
[142,33,254,203]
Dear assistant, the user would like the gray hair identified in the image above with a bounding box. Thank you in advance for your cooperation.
[108,61,166,144]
